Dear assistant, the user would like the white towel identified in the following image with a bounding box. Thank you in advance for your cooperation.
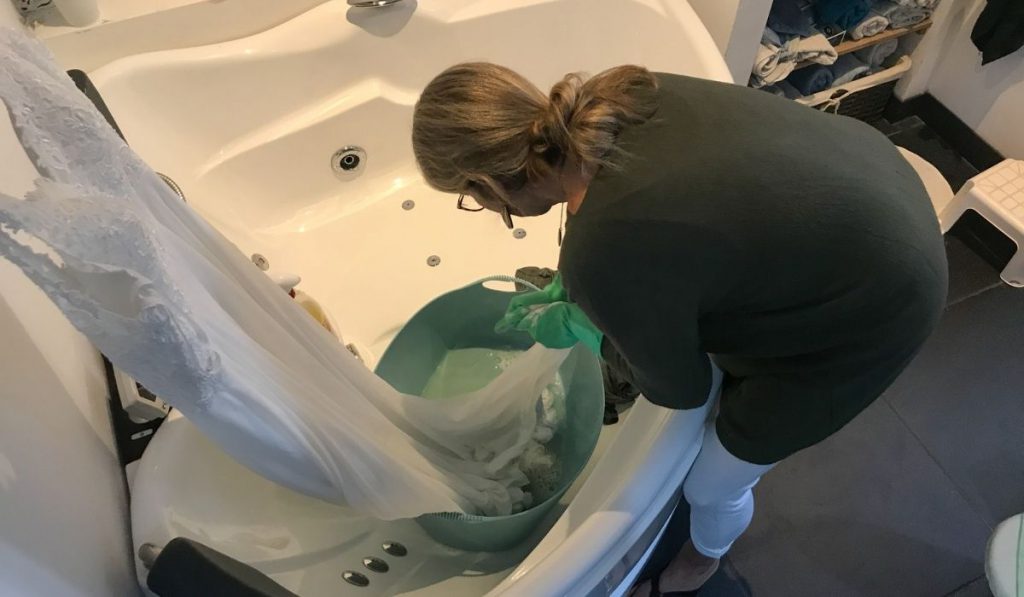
[789,33,840,65]
[751,43,797,87]
[849,12,890,40]
[749,33,838,88]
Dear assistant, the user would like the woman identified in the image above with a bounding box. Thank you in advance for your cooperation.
[412,64,947,593]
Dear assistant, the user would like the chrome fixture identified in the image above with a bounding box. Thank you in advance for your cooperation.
[331,146,367,180]
[347,0,404,7]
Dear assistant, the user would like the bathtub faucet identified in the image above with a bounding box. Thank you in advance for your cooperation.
[347,0,404,6]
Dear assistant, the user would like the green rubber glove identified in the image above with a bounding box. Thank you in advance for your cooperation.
[505,273,569,313]
[497,301,604,355]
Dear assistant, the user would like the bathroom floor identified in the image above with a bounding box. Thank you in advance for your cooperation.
[643,117,1018,597]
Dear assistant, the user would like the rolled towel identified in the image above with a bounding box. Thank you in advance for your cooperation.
[767,0,815,38]
[848,12,890,39]
[788,32,840,65]
[749,33,838,88]
[854,37,899,66]
[787,64,835,95]
[762,85,788,97]
[873,1,930,29]
[750,43,797,87]
[815,0,872,30]
[829,54,871,86]
[895,0,939,8]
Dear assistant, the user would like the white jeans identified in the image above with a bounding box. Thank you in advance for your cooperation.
[682,396,776,559]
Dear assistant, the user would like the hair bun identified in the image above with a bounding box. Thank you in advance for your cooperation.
[527,74,586,175]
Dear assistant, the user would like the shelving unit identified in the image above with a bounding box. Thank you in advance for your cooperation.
[795,18,932,70]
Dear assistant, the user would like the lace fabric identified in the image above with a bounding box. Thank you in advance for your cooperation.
[0,29,568,520]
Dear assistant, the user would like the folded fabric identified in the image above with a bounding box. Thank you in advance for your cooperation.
[762,84,787,97]
[895,0,939,8]
[787,64,836,95]
[815,0,872,30]
[829,54,872,86]
[754,33,840,86]
[768,0,814,37]
[749,33,838,88]
[873,1,930,28]
[849,12,890,39]
[854,37,899,66]
[750,43,797,88]
[789,32,840,64]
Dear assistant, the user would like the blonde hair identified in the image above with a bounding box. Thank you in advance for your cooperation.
[412,63,658,202]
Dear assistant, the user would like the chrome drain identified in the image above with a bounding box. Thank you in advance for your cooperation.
[331,146,367,180]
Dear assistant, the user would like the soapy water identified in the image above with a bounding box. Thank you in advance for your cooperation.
[421,349,521,399]
[422,348,565,509]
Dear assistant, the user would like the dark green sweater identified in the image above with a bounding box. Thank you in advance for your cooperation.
[559,74,947,464]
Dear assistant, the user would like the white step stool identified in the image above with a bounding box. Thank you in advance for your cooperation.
[940,159,1024,286]
[986,513,1022,597]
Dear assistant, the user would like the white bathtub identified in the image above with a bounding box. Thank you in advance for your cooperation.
[81,1,732,594]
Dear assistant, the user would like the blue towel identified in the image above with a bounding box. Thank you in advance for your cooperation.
[777,80,805,99]
[854,37,899,66]
[787,65,836,95]
[762,27,785,47]
[815,0,872,30]
[829,54,871,86]
[768,0,815,38]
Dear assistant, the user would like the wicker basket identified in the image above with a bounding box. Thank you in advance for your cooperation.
[797,56,913,122]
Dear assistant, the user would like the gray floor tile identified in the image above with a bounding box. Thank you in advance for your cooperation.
[698,557,752,596]
[727,400,991,597]
[945,236,1002,306]
[946,576,993,597]
[886,286,1024,525]
[873,115,925,137]
[889,122,979,191]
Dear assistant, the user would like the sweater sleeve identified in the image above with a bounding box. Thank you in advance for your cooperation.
[560,218,713,410]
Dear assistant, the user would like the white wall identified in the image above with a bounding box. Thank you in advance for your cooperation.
[688,0,772,83]
[899,0,1024,159]
[0,4,138,595]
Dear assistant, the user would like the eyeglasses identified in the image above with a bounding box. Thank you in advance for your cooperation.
[457,193,514,230]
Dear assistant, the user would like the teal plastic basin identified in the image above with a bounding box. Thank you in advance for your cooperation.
[374,279,604,552]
